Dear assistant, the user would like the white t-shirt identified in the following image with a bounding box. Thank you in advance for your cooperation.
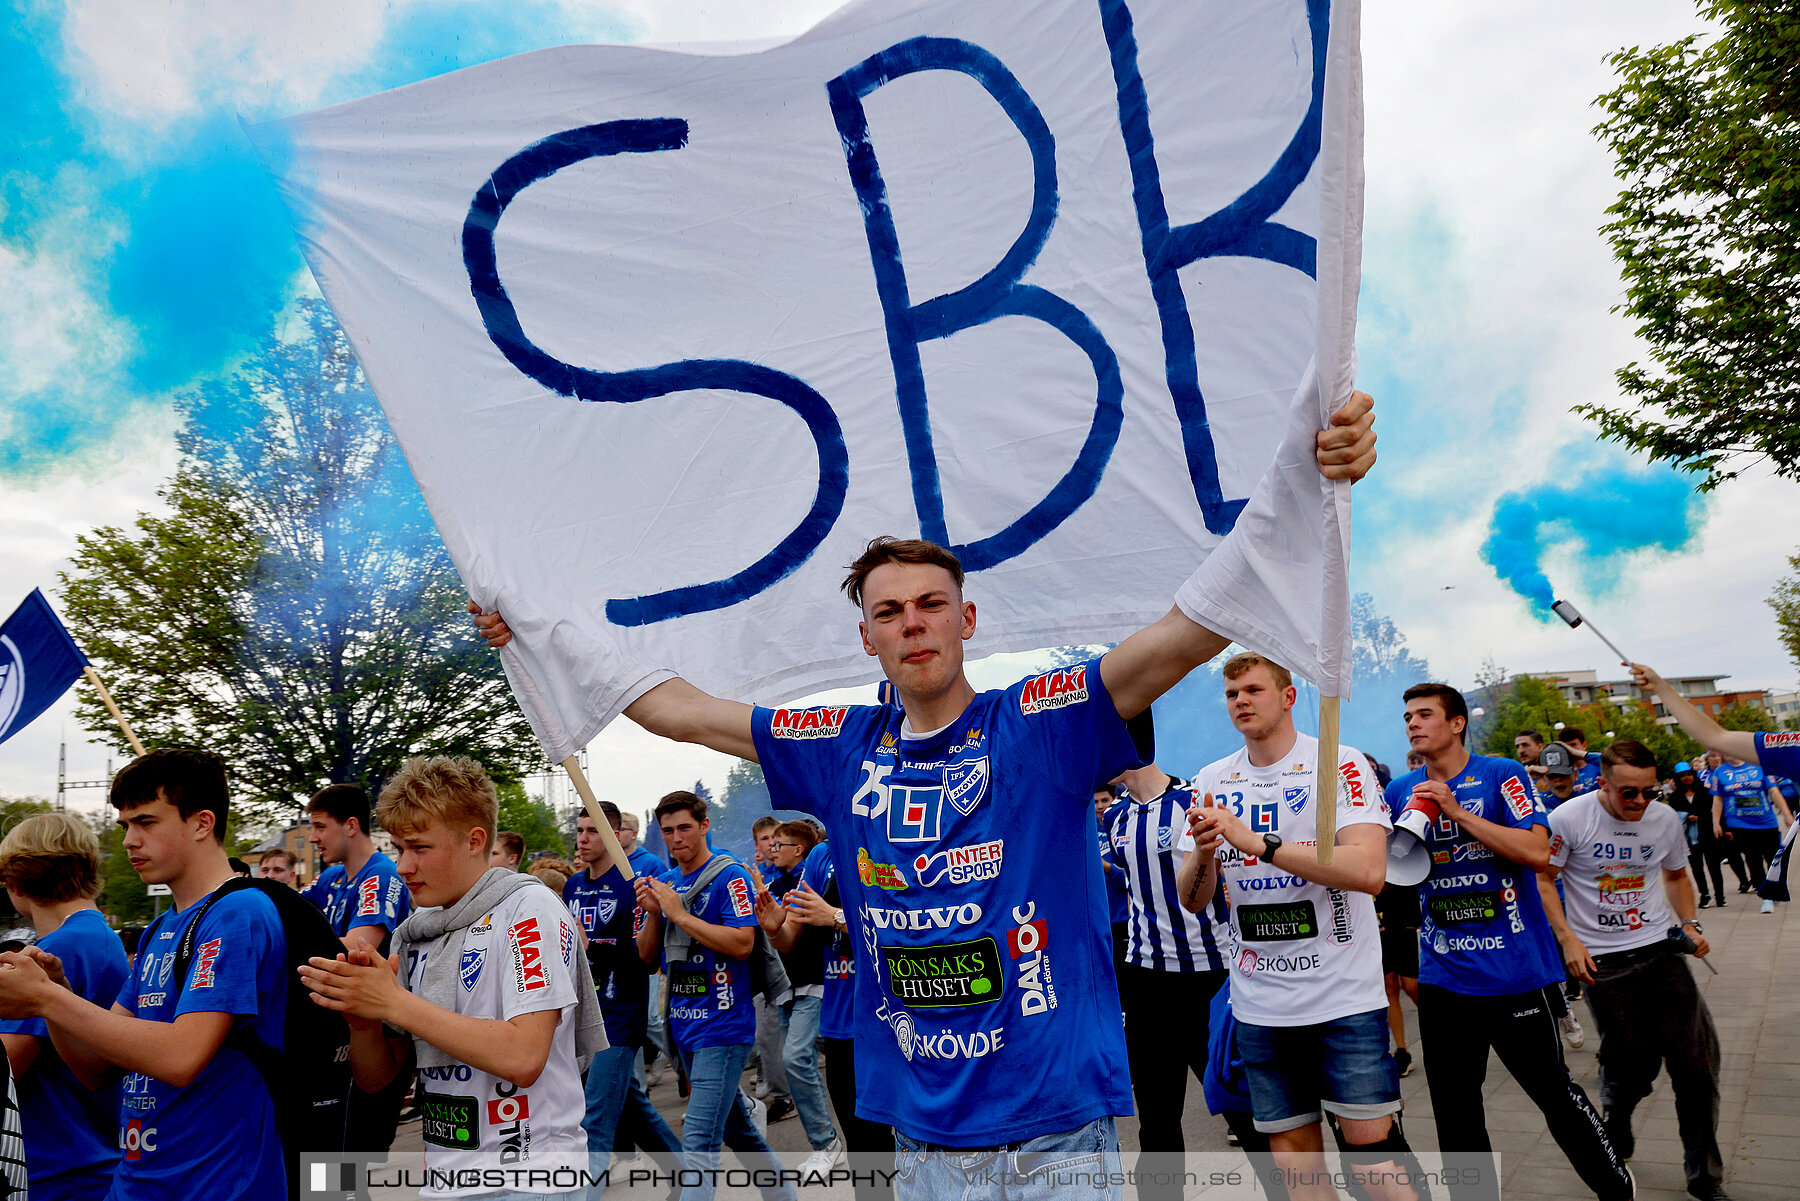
[407,885,587,1197]
[1547,793,1688,955]
[1181,733,1391,1027]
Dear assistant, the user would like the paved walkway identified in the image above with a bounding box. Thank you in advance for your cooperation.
[393,896,1798,1198]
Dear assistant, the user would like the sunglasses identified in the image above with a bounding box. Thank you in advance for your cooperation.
[1612,787,1652,801]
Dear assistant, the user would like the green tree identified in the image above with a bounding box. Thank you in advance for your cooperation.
[1478,674,1587,759]
[496,780,570,860]
[1717,700,1778,733]
[1584,4,1800,487]
[1770,549,1800,674]
[93,814,156,926]
[1581,696,1703,773]
[60,301,537,824]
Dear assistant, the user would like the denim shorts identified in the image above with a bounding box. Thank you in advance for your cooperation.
[1233,1006,1401,1133]
[893,1116,1122,1201]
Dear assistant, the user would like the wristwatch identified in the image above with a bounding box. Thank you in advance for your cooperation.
[833,908,847,930]
[1260,833,1284,861]
[1682,919,1703,934]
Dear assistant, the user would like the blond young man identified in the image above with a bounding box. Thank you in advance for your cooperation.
[0,812,131,1200]
[300,756,603,1199]
[1177,653,1411,1201]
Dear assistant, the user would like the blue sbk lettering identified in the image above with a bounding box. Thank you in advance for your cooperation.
[460,119,849,627]
[463,0,1330,617]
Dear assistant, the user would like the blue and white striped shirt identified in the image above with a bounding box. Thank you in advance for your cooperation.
[1106,776,1230,972]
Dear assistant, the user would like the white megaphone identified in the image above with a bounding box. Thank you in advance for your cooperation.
[1386,793,1438,886]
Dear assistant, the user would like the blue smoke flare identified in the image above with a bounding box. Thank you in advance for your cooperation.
[0,0,635,486]
[1481,464,1704,614]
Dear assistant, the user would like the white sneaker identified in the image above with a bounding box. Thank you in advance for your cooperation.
[1761,899,1776,914]
[752,1080,772,1100]
[644,1059,668,1088]
[797,1138,846,1182]
[1559,1011,1586,1051]
[743,1092,768,1138]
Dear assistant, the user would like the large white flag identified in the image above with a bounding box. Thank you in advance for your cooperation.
[256,0,1362,762]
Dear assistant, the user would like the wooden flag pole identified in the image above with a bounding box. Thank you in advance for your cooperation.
[1315,694,1340,865]
[83,667,144,757]
[560,755,635,880]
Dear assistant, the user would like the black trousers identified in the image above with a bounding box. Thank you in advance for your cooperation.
[1587,945,1723,1195]
[1728,827,1779,884]
[821,1037,895,1201]
[1120,963,1227,1201]
[1691,838,1727,901]
[1417,983,1630,1201]
[1711,836,1751,891]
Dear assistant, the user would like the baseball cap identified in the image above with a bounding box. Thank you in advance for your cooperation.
[1674,761,1692,773]
[1539,743,1575,778]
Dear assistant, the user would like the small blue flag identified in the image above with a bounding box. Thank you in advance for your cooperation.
[0,589,89,747]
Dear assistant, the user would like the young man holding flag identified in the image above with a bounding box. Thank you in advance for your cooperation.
[472,395,1376,1197]
[1176,653,1415,1201]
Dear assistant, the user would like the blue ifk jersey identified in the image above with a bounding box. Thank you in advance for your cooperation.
[564,864,651,1046]
[798,840,858,1040]
[0,909,127,1198]
[118,887,287,1200]
[627,845,669,880]
[303,851,412,950]
[752,657,1145,1147]
[1714,761,1777,830]
[1573,752,1602,795]
[1385,754,1563,996]
[661,857,759,1049]
[1757,732,1800,784]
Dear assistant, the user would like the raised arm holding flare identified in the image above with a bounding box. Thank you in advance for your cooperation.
[468,393,1376,1188]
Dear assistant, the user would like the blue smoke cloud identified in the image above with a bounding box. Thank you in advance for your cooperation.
[1481,463,1705,614]
[0,0,636,483]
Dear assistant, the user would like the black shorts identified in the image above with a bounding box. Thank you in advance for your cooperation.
[1380,925,1419,979]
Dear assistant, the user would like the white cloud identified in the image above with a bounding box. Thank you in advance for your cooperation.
[61,0,391,125]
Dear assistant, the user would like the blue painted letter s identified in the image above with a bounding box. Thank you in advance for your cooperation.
[462,119,849,627]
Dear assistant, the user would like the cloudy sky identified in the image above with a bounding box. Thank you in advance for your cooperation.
[3,0,1791,814]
